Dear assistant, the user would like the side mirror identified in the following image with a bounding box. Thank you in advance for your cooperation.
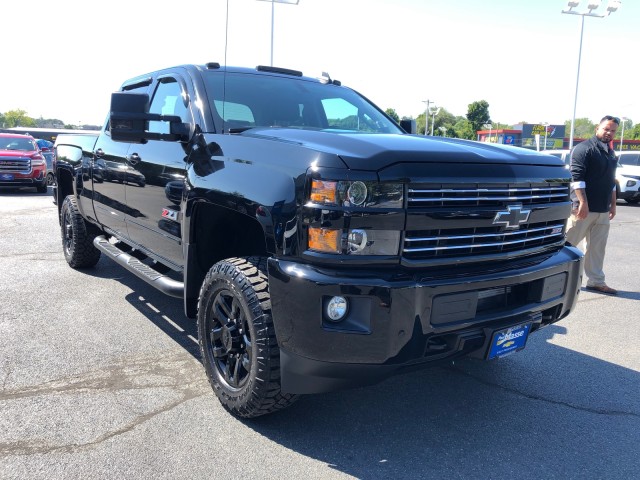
[400,119,417,134]
[110,92,191,143]
[110,92,150,143]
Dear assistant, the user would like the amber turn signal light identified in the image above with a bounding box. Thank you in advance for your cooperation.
[308,227,340,253]
[310,180,337,204]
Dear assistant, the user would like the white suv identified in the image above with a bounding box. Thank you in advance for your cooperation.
[542,149,571,164]
[543,149,640,204]
[616,152,640,204]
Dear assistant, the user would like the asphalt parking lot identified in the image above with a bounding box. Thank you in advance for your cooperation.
[1,187,638,480]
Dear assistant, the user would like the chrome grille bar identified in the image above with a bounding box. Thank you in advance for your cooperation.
[404,223,565,244]
[408,186,568,203]
[403,231,565,253]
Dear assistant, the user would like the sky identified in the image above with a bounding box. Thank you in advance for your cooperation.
[2,0,637,127]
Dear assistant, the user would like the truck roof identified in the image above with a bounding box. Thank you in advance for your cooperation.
[121,63,336,90]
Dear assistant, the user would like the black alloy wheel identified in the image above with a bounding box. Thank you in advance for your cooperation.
[60,195,101,268]
[197,256,298,418]
[209,287,252,390]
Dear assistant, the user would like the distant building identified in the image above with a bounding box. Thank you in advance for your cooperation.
[477,123,640,151]
[0,126,100,143]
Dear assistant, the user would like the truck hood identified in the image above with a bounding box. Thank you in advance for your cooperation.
[0,150,35,157]
[244,128,564,171]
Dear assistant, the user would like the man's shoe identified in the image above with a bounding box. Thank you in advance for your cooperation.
[585,284,618,295]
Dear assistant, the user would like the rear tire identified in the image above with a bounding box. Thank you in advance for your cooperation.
[60,195,101,268]
[197,256,298,418]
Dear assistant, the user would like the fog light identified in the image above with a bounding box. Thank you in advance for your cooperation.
[327,296,348,322]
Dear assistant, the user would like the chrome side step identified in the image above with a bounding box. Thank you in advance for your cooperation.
[93,236,184,298]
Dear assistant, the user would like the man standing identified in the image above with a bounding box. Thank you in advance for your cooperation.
[566,115,619,294]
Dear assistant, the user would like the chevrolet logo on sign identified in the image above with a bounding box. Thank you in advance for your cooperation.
[493,204,531,230]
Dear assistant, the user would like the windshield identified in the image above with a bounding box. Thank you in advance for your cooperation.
[1,137,36,151]
[204,71,402,134]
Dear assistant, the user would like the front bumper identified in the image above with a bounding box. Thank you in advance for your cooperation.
[268,246,583,394]
[618,189,640,201]
[0,170,46,188]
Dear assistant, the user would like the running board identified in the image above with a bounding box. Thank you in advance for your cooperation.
[93,236,184,298]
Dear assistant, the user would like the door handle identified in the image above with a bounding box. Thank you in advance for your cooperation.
[128,153,141,165]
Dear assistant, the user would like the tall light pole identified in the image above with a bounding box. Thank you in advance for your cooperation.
[257,0,300,67]
[562,0,621,150]
[430,107,441,136]
[619,116,628,153]
[542,122,549,150]
[422,100,432,135]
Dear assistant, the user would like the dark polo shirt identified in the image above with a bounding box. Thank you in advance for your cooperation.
[569,136,617,213]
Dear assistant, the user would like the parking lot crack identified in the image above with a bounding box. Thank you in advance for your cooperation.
[446,365,639,419]
[0,385,204,456]
[0,353,205,401]
[0,353,212,456]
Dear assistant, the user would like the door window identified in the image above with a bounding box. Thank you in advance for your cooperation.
[149,78,190,134]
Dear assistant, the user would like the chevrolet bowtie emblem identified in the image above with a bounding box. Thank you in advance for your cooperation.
[493,204,531,230]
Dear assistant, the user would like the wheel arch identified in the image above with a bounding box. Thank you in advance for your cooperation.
[55,167,75,221]
[183,200,271,318]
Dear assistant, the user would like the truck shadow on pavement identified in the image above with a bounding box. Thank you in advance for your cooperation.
[581,287,640,300]
[85,257,639,480]
[86,256,200,358]
[243,324,639,479]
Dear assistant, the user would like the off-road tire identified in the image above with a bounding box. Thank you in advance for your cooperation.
[60,195,101,268]
[197,256,298,418]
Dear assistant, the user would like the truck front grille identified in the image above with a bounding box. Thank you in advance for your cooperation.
[0,157,31,173]
[403,182,570,265]
[403,221,566,260]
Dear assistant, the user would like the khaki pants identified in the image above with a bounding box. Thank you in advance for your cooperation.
[566,212,610,287]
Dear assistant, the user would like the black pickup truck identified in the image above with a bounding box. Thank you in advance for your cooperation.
[53,63,583,418]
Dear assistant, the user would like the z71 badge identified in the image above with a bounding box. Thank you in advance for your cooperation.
[161,208,179,222]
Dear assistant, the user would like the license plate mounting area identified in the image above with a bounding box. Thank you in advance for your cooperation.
[487,322,531,360]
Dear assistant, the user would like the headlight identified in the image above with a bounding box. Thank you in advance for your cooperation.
[310,180,403,208]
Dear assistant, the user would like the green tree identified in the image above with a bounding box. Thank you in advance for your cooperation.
[466,100,491,133]
[2,109,36,128]
[564,118,595,140]
[36,117,66,129]
[416,111,427,135]
[626,123,640,140]
[453,118,476,140]
[429,108,457,136]
[385,108,400,123]
[615,118,633,140]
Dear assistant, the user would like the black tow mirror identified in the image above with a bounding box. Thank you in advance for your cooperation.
[110,92,151,143]
[400,119,417,134]
[110,92,191,143]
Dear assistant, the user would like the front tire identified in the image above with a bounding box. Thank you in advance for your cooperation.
[197,257,298,418]
[60,196,101,268]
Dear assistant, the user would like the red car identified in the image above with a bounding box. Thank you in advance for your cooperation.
[0,133,48,193]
